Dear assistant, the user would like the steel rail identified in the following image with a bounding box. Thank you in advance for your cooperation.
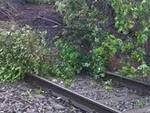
[105,72,150,95]
[24,73,121,113]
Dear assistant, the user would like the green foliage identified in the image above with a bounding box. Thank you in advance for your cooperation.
[103,79,113,91]
[35,88,44,95]
[121,42,134,53]
[136,99,144,106]
[131,48,146,63]
[64,79,72,87]
[110,0,150,77]
[92,82,99,88]
[52,39,83,79]
[138,62,150,77]
[0,26,51,82]
[111,0,137,33]
[111,0,150,35]
[53,0,150,79]
[118,65,136,78]
[25,89,32,96]
[90,34,123,76]
[53,0,106,79]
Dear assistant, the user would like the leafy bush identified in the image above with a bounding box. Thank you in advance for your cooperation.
[111,0,150,77]
[0,26,51,82]
[53,0,150,79]
[118,65,136,78]
[52,38,84,79]
[90,34,123,77]
[54,0,124,78]
[53,0,104,79]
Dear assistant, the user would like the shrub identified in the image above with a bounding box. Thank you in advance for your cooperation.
[118,65,136,78]
[0,26,51,82]
[54,0,150,79]
[53,0,107,79]
[52,38,84,79]
[90,34,123,77]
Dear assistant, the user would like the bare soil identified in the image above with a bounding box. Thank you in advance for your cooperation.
[0,1,63,46]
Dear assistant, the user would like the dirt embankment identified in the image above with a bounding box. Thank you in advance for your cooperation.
[0,1,63,46]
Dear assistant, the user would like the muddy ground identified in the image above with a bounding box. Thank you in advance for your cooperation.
[0,1,63,47]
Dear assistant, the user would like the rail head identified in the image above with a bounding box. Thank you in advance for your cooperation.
[24,73,121,113]
[105,72,150,95]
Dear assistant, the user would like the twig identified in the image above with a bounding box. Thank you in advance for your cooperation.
[37,16,62,26]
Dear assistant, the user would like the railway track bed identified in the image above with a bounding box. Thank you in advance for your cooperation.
[0,81,83,113]
[0,1,150,113]
[24,73,150,113]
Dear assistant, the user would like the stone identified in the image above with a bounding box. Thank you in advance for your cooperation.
[53,104,65,110]
[34,94,45,99]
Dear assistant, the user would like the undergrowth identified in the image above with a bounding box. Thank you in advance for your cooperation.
[53,0,150,80]
[1,0,150,82]
[0,25,51,82]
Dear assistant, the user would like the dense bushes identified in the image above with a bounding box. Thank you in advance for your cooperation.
[52,39,84,79]
[1,0,150,82]
[53,0,150,79]
[111,0,150,78]
[0,26,51,82]
[53,0,105,79]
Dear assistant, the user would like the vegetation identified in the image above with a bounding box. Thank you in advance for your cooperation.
[53,0,150,79]
[0,0,150,82]
[53,0,105,79]
[0,25,51,82]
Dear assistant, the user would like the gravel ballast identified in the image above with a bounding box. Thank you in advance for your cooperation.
[47,75,150,113]
[0,81,83,113]
[70,76,150,112]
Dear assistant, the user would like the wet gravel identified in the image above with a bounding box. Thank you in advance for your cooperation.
[47,75,150,113]
[0,81,83,113]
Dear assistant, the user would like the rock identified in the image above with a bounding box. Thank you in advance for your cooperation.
[26,108,36,113]
[34,94,45,99]
[56,97,62,100]
[0,111,5,113]
[19,86,29,91]
[45,111,52,113]
[45,106,53,110]
[52,79,57,83]
[53,104,65,110]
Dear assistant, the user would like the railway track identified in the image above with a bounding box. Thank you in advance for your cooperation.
[24,73,120,113]
[24,73,150,113]
[105,72,150,95]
